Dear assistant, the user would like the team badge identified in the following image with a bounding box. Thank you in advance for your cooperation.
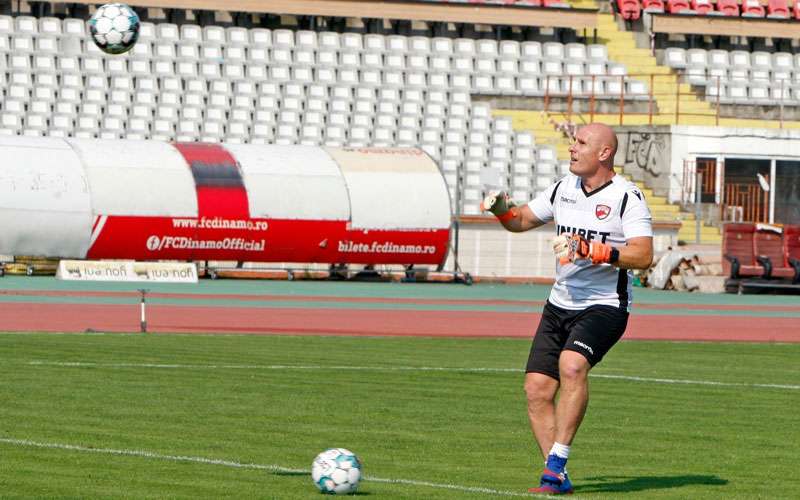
[595,204,611,220]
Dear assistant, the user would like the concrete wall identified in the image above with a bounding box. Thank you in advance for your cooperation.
[614,125,800,206]
[615,126,672,198]
[669,126,800,205]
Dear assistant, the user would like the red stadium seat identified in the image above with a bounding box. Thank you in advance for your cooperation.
[742,0,767,16]
[617,0,642,19]
[717,0,740,15]
[767,0,790,17]
[722,223,764,279]
[784,225,800,282]
[692,0,715,14]
[667,0,692,13]
[753,226,795,280]
[643,0,666,11]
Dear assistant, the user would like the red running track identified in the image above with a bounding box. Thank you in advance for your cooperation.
[2,303,799,343]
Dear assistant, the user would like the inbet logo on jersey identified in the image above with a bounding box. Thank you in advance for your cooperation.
[556,225,611,243]
[595,204,611,220]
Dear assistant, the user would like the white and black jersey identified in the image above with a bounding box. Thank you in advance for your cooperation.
[528,173,653,311]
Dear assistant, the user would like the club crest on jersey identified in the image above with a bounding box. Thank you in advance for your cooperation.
[595,204,611,220]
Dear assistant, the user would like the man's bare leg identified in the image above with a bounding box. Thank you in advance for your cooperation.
[554,350,591,446]
[524,372,559,460]
[527,351,590,494]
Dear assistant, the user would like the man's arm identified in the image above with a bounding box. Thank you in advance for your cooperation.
[499,204,546,233]
[481,191,546,233]
[615,236,653,270]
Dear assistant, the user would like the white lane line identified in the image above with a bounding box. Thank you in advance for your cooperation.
[0,438,533,498]
[26,361,518,372]
[26,361,800,390]
[590,373,800,390]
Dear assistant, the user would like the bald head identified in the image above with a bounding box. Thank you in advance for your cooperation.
[567,123,619,179]
[581,123,618,167]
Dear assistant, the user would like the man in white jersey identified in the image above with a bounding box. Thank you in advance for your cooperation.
[481,123,653,495]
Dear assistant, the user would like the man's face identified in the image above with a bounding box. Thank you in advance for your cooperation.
[568,127,604,177]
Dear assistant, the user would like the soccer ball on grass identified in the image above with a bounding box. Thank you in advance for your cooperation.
[89,3,140,55]
[311,448,362,494]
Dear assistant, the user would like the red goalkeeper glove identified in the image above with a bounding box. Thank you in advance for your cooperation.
[553,234,614,265]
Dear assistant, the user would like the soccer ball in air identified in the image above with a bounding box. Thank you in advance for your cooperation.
[89,3,140,55]
[311,448,362,494]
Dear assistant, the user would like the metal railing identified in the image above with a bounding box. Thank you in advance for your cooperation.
[722,182,770,224]
[541,73,793,127]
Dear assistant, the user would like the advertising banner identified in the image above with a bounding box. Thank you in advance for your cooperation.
[1,140,451,267]
[57,260,198,283]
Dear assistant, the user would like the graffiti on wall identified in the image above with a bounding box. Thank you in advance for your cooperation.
[623,132,667,177]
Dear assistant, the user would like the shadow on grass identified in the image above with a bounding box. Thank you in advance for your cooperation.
[272,472,372,495]
[575,474,728,494]
[273,471,308,477]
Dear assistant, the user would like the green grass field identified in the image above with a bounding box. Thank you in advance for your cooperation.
[1,333,798,499]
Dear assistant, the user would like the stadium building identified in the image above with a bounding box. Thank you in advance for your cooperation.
[0,0,798,289]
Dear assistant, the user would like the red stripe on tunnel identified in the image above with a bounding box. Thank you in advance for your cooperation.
[173,143,249,219]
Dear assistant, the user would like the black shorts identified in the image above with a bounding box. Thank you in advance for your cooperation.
[526,301,629,380]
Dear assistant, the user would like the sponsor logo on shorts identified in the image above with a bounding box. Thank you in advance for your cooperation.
[573,340,594,355]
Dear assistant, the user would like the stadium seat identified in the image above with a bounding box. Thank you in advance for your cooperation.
[157,23,179,41]
[749,81,772,104]
[642,0,666,11]
[24,113,48,131]
[0,15,11,34]
[139,22,156,41]
[749,51,771,82]
[15,15,38,34]
[716,0,740,15]
[617,0,642,19]
[742,0,766,16]
[542,42,565,61]
[203,26,226,45]
[35,35,58,54]
[227,27,249,46]
[663,47,687,69]
[723,223,764,278]
[129,40,152,59]
[767,0,790,16]
[754,226,797,280]
[667,0,692,13]
[691,0,716,14]
[784,225,800,277]
[39,17,62,35]
[341,33,363,52]
[62,18,86,38]
[180,24,203,43]
[520,41,542,61]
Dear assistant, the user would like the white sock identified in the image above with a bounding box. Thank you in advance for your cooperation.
[549,442,571,459]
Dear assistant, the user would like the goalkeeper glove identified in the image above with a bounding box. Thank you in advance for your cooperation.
[553,234,615,265]
[481,191,518,222]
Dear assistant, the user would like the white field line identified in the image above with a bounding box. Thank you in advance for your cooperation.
[26,361,800,390]
[0,438,537,498]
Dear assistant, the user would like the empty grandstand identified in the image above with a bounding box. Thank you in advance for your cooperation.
[0,0,798,282]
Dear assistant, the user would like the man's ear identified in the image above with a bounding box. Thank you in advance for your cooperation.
[598,145,611,162]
